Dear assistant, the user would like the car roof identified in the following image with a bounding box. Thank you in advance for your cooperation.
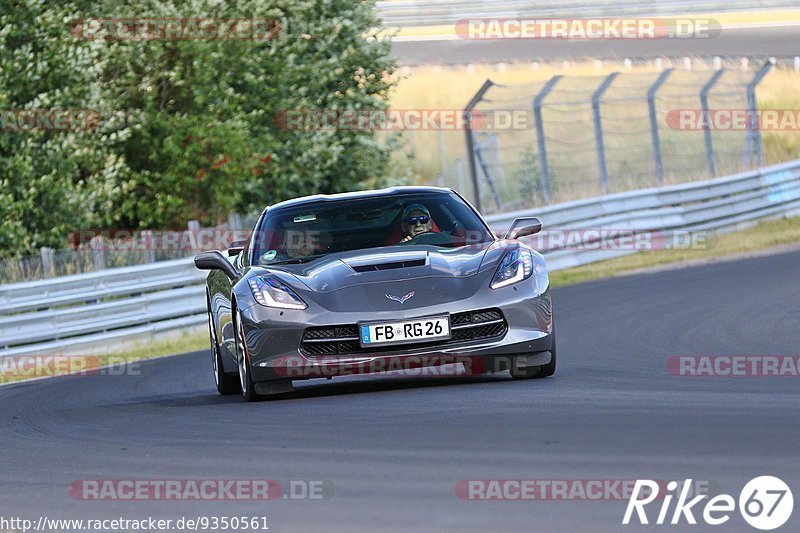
[263,186,455,213]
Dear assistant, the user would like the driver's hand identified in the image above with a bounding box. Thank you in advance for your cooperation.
[399,235,412,243]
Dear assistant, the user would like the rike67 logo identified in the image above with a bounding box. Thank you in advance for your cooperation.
[623,476,794,530]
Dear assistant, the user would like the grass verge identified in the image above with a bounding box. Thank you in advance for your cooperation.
[0,329,208,385]
[550,216,800,287]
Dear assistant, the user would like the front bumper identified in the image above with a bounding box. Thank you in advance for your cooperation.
[239,277,553,382]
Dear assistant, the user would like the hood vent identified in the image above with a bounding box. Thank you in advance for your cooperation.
[351,258,426,273]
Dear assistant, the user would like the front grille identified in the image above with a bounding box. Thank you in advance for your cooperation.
[300,308,507,356]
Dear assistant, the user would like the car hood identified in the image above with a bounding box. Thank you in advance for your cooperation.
[259,243,509,294]
[243,242,526,313]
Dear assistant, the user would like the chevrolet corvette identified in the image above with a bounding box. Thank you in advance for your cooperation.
[195,187,555,401]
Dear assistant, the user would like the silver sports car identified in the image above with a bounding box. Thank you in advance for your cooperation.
[195,187,555,401]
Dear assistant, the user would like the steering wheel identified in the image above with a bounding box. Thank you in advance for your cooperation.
[403,231,448,245]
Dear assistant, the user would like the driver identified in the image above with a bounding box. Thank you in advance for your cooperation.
[399,203,433,243]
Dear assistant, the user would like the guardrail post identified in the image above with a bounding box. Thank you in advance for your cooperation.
[745,60,774,168]
[463,79,495,213]
[90,236,105,271]
[592,72,619,195]
[227,213,242,230]
[40,247,54,278]
[187,220,200,257]
[647,68,673,185]
[141,230,156,263]
[533,75,562,202]
[700,68,726,177]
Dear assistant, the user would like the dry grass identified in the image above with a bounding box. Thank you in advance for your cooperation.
[0,329,208,385]
[550,216,800,287]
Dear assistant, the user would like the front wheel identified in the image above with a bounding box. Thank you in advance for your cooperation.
[234,308,259,402]
[208,301,240,395]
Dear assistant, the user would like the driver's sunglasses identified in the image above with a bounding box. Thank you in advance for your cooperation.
[404,215,430,226]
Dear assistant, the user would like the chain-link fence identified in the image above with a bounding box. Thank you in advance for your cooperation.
[456,61,774,214]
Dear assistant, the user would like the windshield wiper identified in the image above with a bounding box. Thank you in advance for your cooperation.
[269,254,327,265]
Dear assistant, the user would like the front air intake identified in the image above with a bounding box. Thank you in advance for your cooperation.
[351,259,426,273]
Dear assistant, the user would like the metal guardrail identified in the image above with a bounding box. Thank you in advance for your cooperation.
[0,258,207,356]
[0,257,206,314]
[377,0,798,26]
[485,160,800,269]
[1,160,799,356]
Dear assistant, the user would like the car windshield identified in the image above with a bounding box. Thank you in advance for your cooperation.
[253,192,494,265]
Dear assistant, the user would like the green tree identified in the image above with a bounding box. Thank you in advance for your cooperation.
[0,0,401,257]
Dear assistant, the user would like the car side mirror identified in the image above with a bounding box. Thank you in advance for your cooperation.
[504,217,542,240]
[227,240,247,257]
[194,250,240,281]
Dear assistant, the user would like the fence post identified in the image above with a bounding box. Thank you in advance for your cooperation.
[454,158,466,193]
[592,72,619,195]
[463,79,495,212]
[438,129,447,177]
[647,68,673,185]
[40,247,54,277]
[700,68,726,177]
[478,133,505,210]
[533,75,562,202]
[745,60,774,168]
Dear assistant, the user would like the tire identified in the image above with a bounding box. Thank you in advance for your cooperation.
[510,333,557,380]
[233,307,259,402]
[208,300,240,395]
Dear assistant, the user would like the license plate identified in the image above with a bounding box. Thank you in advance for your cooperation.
[359,315,451,347]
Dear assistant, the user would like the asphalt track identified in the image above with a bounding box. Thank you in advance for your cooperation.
[391,27,800,65]
[1,249,799,532]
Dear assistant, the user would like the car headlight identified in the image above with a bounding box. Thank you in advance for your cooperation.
[491,248,534,289]
[248,275,308,309]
